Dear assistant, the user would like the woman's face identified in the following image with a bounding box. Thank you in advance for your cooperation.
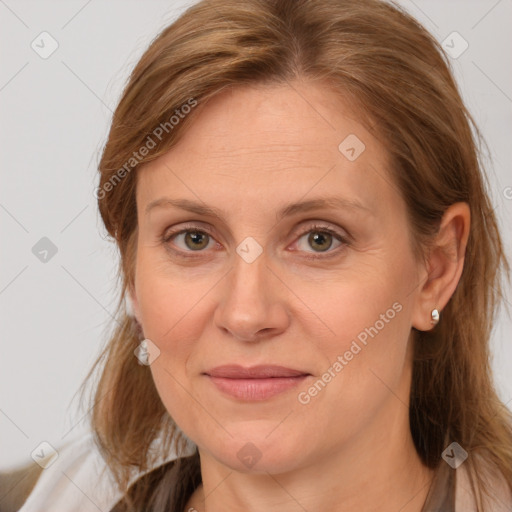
[131,81,426,473]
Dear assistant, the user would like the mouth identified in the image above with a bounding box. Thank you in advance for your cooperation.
[203,365,311,401]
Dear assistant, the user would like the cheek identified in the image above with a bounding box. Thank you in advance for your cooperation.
[297,259,414,408]
[134,249,216,343]
[133,257,218,429]
[147,357,209,449]
[321,283,407,359]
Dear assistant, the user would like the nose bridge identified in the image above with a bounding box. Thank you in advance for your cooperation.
[228,247,268,312]
[228,233,269,299]
[214,244,288,341]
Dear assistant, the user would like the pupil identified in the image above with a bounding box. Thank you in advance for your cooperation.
[309,232,332,252]
[186,231,208,250]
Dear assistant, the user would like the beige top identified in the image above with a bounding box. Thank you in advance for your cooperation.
[421,453,512,511]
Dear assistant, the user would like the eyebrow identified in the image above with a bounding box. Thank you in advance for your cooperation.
[145,196,372,220]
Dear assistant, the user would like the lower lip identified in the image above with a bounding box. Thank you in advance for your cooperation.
[206,375,309,401]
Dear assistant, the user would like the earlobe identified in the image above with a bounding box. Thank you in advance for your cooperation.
[411,202,470,332]
[127,287,142,324]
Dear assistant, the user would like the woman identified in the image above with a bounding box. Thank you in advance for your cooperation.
[18,0,512,510]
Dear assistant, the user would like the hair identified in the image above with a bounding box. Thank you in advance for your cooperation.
[81,0,512,510]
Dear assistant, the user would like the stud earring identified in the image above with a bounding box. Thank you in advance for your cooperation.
[431,308,440,325]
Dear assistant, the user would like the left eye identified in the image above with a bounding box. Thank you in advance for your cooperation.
[295,229,343,253]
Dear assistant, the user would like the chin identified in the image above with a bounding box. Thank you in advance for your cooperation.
[199,426,310,474]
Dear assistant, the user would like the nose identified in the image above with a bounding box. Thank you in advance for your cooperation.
[213,250,290,342]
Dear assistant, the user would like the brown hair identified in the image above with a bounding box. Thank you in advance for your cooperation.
[82,0,512,510]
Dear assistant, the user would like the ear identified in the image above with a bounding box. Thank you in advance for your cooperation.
[411,202,470,331]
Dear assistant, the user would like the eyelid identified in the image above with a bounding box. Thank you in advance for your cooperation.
[291,221,348,240]
[162,222,216,242]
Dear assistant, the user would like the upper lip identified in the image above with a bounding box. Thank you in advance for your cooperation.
[204,365,310,379]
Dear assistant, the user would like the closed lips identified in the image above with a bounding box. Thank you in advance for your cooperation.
[204,365,310,379]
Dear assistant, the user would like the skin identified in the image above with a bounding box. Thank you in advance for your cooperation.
[129,80,470,512]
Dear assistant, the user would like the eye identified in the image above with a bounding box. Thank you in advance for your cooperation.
[162,226,216,254]
[292,224,348,258]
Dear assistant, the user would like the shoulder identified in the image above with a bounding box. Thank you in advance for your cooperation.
[15,430,189,512]
[455,458,512,512]
[16,431,124,512]
[16,429,195,512]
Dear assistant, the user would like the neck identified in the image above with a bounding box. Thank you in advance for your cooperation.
[185,399,435,512]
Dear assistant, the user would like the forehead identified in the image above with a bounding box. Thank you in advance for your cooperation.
[136,81,398,219]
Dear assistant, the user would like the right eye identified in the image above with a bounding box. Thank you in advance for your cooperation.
[166,229,215,251]
[161,224,221,258]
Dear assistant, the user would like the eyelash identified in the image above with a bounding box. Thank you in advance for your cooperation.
[160,223,350,260]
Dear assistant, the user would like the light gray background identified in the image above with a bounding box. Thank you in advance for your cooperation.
[1,0,511,470]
